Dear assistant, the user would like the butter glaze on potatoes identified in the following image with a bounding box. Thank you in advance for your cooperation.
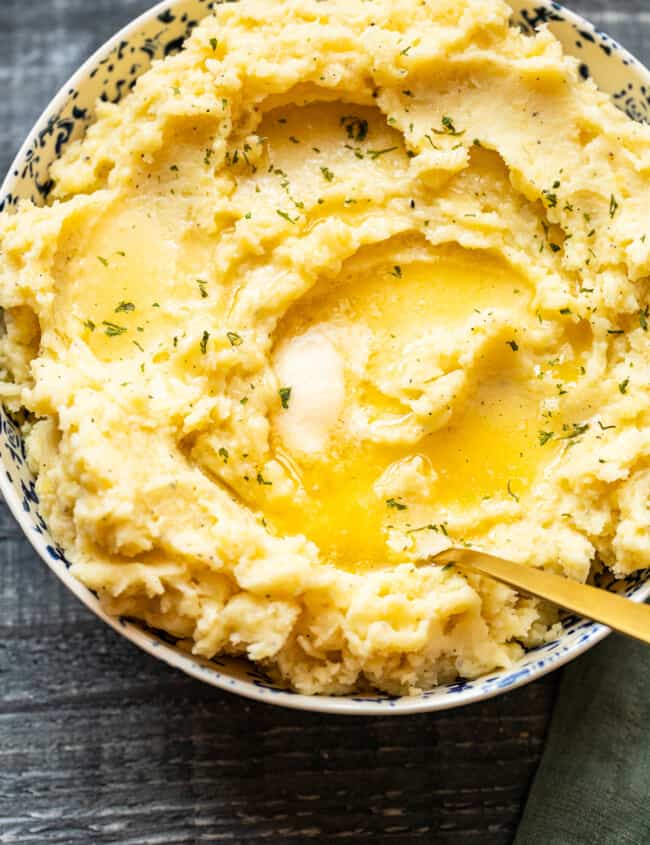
[0,0,649,695]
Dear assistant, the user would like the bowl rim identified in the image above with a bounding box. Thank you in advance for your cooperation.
[1,0,649,715]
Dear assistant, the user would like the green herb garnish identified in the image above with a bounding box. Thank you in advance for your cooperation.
[340,116,369,142]
[367,147,398,159]
[407,524,438,534]
[386,498,407,510]
[542,190,558,208]
[506,480,519,502]
[276,209,298,224]
[102,321,127,337]
[558,422,589,441]
[433,115,465,137]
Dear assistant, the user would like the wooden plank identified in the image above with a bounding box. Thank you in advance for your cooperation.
[0,622,559,843]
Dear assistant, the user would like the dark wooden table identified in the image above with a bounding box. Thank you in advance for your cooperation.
[1,2,647,842]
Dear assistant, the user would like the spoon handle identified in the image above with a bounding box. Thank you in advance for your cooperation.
[432,549,650,646]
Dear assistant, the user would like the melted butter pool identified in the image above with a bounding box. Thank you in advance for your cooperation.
[53,195,214,361]
[263,246,556,567]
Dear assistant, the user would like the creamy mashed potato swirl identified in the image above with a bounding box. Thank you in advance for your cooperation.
[1,0,649,695]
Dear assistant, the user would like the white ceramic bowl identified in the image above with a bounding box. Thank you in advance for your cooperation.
[1,0,649,714]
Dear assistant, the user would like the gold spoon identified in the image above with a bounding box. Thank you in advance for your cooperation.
[429,547,650,646]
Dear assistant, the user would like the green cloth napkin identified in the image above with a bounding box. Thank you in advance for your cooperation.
[515,633,650,845]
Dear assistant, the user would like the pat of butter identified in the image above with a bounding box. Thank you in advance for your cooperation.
[273,327,345,454]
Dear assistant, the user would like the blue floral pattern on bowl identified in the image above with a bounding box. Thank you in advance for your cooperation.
[0,0,648,714]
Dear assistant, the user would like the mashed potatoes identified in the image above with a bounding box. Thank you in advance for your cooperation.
[0,0,649,695]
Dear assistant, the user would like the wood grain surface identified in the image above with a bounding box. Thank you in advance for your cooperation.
[0,2,647,843]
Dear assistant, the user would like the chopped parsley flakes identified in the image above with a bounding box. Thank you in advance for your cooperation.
[386,498,407,510]
[506,480,519,502]
[340,116,369,142]
[279,387,292,409]
[276,209,298,224]
[558,422,589,441]
[367,147,398,159]
[407,522,448,535]
[434,115,465,137]
[102,321,127,337]
[542,190,558,208]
